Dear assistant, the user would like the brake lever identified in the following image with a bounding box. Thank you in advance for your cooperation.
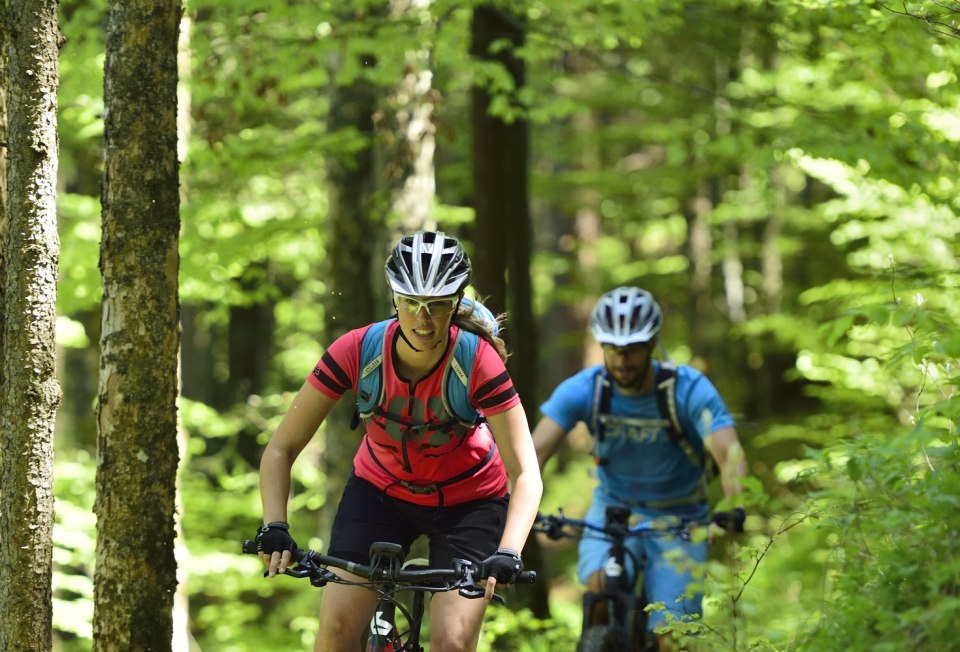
[309,567,338,587]
[457,584,505,605]
[457,562,507,604]
[261,564,312,579]
[458,584,485,600]
[534,514,567,540]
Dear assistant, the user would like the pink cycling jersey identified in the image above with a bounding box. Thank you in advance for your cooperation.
[308,320,520,506]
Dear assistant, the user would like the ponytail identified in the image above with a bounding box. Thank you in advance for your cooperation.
[453,299,509,363]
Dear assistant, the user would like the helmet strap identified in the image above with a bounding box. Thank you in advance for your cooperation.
[393,313,425,353]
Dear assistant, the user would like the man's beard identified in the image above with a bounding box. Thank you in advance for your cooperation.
[607,357,653,392]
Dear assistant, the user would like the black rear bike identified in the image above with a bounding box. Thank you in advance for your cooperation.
[535,507,743,652]
[241,539,536,651]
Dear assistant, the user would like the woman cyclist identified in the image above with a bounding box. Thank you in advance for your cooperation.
[256,231,543,652]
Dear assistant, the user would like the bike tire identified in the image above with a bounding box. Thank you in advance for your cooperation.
[576,625,629,652]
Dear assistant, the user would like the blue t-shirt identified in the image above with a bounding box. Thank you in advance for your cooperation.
[539,361,735,503]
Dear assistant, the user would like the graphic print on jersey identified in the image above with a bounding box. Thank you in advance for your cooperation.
[366,393,472,459]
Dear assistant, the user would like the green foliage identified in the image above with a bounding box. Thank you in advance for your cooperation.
[479,606,579,651]
[52,452,97,649]
[796,274,960,651]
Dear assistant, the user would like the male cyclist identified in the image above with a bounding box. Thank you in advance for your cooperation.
[532,286,747,651]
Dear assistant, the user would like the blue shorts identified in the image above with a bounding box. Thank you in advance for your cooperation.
[576,490,709,631]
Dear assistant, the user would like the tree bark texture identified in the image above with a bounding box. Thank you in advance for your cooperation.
[94,1,182,650]
[0,1,61,650]
[0,0,8,390]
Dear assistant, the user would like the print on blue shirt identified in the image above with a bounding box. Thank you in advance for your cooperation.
[539,361,734,503]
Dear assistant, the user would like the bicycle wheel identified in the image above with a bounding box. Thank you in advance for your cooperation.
[576,625,628,652]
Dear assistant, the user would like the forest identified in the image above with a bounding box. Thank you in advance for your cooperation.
[1,0,958,650]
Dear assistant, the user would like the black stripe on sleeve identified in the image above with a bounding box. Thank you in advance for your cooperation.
[474,371,512,401]
[313,353,350,394]
[477,387,518,410]
[320,351,352,390]
[312,367,349,395]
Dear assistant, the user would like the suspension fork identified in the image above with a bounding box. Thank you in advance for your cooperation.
[582,538,634,631]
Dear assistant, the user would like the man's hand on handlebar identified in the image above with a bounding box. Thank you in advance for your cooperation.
[255,521,298,577]
[708,507,746,543]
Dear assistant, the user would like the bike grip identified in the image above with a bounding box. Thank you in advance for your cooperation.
[516,570,537,584]
[242,539,257,555]
[711,508,746,532]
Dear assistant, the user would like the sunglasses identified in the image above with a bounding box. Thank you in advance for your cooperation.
[394,293,459,318]
[601,342,653,358]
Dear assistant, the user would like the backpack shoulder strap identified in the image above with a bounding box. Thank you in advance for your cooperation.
[654,361,683,442]
[355,319,392,419]
[655,361,709,472]
[589,369,613,464]
[441,329,483,426]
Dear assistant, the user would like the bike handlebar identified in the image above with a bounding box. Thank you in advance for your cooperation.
[241,539,536,600]
[533,508,745,541]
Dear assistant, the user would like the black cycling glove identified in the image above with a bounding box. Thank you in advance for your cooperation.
[481,547,524,584]
[713,508,746,533]
[255,521,298,556]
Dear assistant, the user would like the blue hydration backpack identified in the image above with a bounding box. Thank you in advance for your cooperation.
[353,318,484,430]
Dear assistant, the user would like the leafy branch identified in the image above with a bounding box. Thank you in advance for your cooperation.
[876,0,960,39]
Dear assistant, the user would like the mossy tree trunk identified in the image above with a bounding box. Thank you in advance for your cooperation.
[0,1,62,650]
[93,1,182,650]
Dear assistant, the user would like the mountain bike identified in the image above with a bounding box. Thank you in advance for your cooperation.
[534,507,744,652]
[241,539,536,651]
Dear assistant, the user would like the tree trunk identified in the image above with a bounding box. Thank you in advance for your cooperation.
[469,4,537,404]
[385,0,437,233]
[0,2,61,650]
[470,5,512,312]
[94,1,182,650]
[0,0,7,390]
[226,268,275,470]
[470,4,546,618]
[320,41,382,539]
[685,180,714,349]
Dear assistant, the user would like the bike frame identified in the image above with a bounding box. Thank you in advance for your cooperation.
[363,541,436,652]
[580,506,653,651]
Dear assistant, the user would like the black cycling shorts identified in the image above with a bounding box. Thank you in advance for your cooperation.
[327,474,509,567]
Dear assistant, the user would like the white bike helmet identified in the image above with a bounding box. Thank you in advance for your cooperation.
[385,231,472,297]
[590,287,663,346]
